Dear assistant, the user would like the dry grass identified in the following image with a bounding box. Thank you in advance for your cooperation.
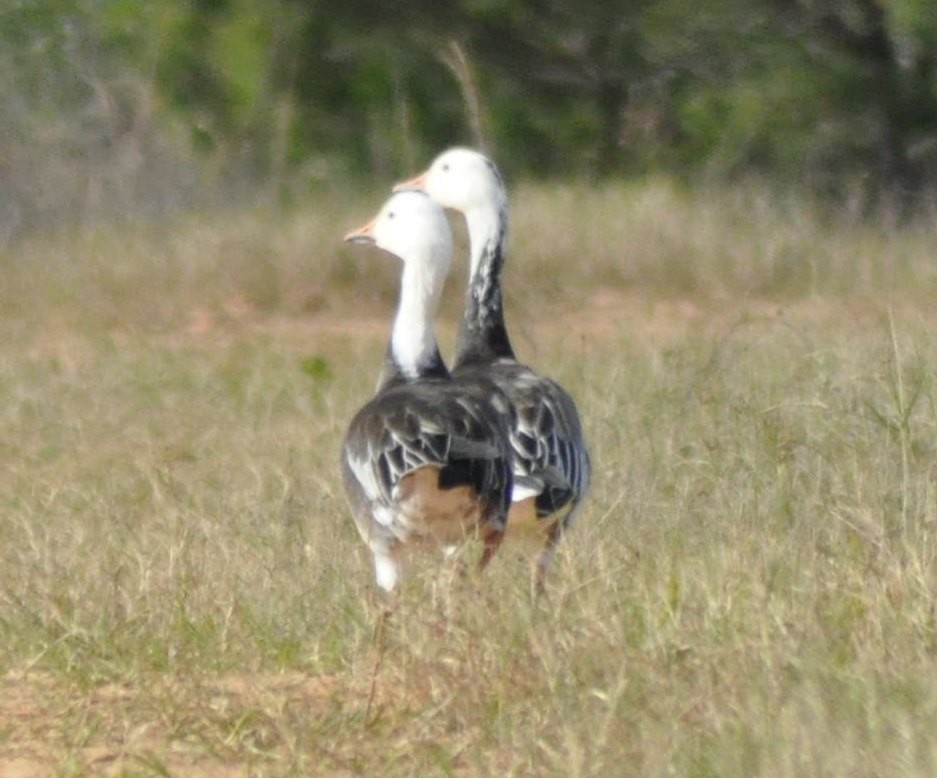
[2,179,937,775]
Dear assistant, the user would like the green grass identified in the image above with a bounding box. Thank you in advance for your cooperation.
[2,179,937,775]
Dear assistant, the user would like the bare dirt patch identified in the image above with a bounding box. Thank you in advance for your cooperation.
[1,669,347,776]
[216,288,932,348]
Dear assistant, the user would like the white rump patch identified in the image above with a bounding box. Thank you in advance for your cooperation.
[511,482,541,502]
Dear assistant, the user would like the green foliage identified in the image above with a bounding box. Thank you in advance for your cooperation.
[3,0,937,238]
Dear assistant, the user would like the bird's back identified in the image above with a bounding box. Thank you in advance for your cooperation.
[455,359,590,521]
[342,378,514,550]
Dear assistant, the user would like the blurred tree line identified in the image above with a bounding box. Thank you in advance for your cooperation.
[2,0,936,238]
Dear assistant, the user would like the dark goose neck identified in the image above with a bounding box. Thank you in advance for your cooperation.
[453,204,516,368]
[377,342,449,391]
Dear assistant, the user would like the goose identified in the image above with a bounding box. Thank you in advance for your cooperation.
[341,190,514,593]
[395,148,591,588]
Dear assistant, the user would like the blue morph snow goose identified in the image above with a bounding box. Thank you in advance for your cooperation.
[396,148,591,587]
[341,190,514,592]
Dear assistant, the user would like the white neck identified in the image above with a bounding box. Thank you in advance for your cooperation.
[391,254,444,378]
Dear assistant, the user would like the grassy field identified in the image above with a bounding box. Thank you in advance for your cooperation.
[2,178,937,776]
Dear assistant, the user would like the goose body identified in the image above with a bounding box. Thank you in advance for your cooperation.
[396,148,591,585]
[341,191,514,592]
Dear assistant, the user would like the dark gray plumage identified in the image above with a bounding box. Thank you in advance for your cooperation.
[397,148,591,587]
[341,190,514,592]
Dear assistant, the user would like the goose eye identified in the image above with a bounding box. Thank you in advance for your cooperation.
[442,164,450,172]
[387,211,395,219]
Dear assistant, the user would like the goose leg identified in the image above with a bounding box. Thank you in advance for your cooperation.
[478,527,504,571]
[372,549,401,593]
[534,500,581,594]
[535,524,561,595]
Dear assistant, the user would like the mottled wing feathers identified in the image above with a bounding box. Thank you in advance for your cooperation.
[342,379,513,543]
[458,361,591,519]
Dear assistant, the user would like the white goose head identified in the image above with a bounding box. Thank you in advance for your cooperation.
[396,147,507,216]
[345,190,453,279]
[344,191,453,381]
